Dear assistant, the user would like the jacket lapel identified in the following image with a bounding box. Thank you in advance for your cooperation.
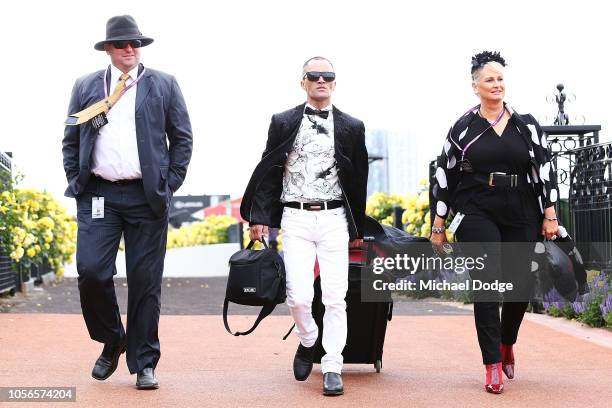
[332,105,351,166]
[511,112,541,166]
[279,103,305,148]
[333,105,346,142]
[135,65,152,113]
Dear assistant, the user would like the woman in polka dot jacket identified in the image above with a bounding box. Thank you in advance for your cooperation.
[429,51,560,395]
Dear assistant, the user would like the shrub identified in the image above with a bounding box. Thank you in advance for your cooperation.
[167,215,237,249]
[0,188,76,275]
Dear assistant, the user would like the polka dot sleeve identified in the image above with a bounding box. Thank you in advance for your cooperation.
[430,127,460,219]
[528,114,559,210]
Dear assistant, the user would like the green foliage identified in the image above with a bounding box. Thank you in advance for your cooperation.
[577,293,606,328]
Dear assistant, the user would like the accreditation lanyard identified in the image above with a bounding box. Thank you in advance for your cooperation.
[103,65,147,99]
[450,104,506,164]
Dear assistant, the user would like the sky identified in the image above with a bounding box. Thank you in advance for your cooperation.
[0,0,610,213]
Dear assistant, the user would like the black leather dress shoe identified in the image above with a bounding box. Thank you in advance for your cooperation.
[293,343,316,381]
[323,372,344,396]
[136,367,159,390]
[91,337,126,381]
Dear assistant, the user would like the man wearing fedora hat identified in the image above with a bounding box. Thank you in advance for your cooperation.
[62,15,192,390]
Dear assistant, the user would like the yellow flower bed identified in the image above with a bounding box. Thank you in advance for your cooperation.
[0,188,77,276]
[167,215,237,249]
[366,184,453,241]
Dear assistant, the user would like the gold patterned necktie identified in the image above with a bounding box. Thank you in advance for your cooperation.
[65,73,131,126]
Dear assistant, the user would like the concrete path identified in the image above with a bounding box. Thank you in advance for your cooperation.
[1,313,611,407]
[0,277,472,316]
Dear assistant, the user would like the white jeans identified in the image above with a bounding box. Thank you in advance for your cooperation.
[281,206,349,375]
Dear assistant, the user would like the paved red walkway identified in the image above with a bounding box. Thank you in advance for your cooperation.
[1,314,611,407]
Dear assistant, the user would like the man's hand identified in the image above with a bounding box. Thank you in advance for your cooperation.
[349,238,363,249]
[249,224,269,241]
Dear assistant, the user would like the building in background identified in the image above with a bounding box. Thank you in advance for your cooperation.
[366,129,388,197]
[169,194,229,228]
[366,129,420,196]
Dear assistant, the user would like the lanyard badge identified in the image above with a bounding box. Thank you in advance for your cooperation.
[451,105,506,173]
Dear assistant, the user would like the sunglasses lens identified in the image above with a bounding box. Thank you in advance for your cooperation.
[305,72,335,82]
[306,72,320,81]
[112,40,142,49]
[321,72,335,82]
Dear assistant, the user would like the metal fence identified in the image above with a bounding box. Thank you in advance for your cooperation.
[0,151,16,293]
[0,253,15,294]
[565,142,612,269]
[0,151,11,173]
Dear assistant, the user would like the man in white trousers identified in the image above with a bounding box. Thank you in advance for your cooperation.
[240,56,369,396]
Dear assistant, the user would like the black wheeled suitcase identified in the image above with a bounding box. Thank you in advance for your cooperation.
[311,238,393,372]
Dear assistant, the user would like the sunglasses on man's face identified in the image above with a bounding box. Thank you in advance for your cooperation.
[303,71,336,82]
[111,40,142,49]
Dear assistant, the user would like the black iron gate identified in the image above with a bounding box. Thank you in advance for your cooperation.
[0,151,16,294]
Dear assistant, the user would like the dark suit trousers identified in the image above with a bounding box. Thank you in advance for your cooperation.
[455,186,540,365]
[76,176,168,374]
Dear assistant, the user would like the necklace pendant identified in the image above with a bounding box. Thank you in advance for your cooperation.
[460,158,474,173]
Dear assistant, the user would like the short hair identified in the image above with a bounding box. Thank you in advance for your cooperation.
[471,51,506,81]
[302,56,334,76]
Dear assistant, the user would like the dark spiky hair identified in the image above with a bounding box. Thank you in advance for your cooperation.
[471,51,506,74]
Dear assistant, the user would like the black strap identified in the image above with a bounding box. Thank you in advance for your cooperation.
[387,302,394,321]
[223,299,276,336]
[246,237,268,250]
[282,323,295,340]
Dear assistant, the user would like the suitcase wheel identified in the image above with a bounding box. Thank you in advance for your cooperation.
[375,360,382,373]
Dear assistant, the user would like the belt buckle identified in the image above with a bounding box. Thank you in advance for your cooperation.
[488,172,506,187]
[308,204,322,211]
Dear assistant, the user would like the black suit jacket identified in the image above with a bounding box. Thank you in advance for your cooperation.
[240,103,368,239]
[62,64,193,216]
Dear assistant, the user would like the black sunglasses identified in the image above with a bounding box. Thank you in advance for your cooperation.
[111,40,142,49]
[303,71,336,82]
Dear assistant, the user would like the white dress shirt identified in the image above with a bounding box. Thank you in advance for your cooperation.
[280,103,342,203]
[91,64,142,181]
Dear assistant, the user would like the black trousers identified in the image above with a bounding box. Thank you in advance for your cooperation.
[455,186,540,365]
[76,177,168,374]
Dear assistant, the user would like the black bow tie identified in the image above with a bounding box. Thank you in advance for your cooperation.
[305,107,329,119]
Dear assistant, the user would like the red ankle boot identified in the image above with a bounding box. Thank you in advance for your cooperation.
[485,363,504,394]
[500,343,515,379]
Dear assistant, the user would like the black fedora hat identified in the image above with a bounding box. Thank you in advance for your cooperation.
[94,15,154,51]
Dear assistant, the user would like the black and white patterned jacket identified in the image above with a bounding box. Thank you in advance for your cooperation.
[431,104,559,220]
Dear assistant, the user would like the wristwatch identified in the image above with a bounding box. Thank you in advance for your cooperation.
[431,225,445,234]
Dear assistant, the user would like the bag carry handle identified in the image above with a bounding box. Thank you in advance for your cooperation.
[223,299,276,336]
[282,323,295,340]
[246,237,269,250]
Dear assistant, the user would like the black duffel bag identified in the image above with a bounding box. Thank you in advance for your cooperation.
[223,238,286,336]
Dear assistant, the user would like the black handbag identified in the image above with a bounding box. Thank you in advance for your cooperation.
[223,238,287,336]
[536,240,578,302]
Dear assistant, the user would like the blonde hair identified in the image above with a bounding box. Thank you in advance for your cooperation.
[472,61,504,82]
